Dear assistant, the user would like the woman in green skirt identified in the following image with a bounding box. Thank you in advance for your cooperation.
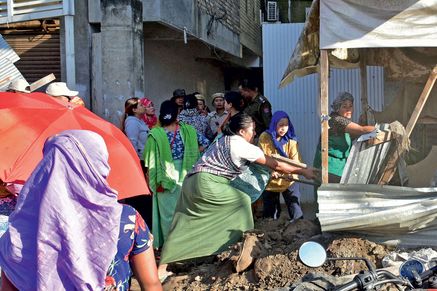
[158,113,316,279]
[144,100,210,249]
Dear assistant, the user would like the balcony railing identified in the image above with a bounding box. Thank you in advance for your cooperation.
[0,0,73,24]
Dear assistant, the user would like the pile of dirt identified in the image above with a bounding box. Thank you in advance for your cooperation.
[159,216,390,290]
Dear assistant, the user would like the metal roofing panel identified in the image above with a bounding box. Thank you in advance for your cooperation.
[341,137,393,184]
[0,34,25,90]
[0,58,25,90]
[317,184,437,247]
[0,34,19,63]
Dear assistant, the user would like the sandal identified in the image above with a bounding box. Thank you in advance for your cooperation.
[158,271,174,283]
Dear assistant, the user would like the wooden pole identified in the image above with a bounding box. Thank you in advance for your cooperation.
[405,65,437,138]
[272,154,307,168]
[320,50,329,184]
[360,53,369,124]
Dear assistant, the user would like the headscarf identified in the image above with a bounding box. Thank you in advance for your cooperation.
[331,91,354,112]
[140,97,158,128]
[266,111,296,157]
[0,130,122,290]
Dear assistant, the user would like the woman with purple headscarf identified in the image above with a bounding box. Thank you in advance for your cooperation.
[0,130,161,291]
[258,111,304,221]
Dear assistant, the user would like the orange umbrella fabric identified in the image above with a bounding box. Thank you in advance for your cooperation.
[0,92,150,199]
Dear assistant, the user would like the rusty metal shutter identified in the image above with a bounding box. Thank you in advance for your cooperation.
[2,31,61,83]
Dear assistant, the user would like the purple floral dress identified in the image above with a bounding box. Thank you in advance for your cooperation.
[105,205,151,290]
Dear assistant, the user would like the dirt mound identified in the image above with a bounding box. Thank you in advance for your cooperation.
[158,217,390,290]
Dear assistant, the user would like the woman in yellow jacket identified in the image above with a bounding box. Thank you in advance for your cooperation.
[258,111,303,220]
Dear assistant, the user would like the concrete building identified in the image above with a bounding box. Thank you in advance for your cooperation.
[0,0,262,125]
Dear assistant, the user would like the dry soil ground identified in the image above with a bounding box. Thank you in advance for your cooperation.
[132,214,392,290]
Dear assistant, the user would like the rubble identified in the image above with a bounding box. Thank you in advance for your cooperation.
[131,216,397,290]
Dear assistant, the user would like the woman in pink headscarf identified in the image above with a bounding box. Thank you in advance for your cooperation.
[0,130,161,291]
[141,97,158,129]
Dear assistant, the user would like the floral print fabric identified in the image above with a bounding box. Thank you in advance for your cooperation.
[165,126,210,160]
[178,109,209,136]
[105,205,151,290]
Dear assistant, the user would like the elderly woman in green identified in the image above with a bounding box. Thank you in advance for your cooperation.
[313,92,375,182]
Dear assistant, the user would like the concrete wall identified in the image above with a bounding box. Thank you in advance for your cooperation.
[92,0,145,125]
[240,0,262,56]
[143,0,241,57]
[71,0,257,125]
[144,37,225,108]
[72,0,92,107]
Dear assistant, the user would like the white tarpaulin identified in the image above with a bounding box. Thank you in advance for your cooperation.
[320,0,437,49]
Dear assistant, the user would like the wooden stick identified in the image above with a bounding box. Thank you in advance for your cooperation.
[30,73,56,92]
[405,65,437,138]
[272,154,307,168]
[279,174,321,186]
[360,52,369,124]
[320,50,330,184]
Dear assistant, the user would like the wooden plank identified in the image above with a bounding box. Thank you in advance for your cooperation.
[320,49,329,184]
[405,65,437,137]
[360,53,369,124]
[29,73,56,92]
[271,154,307,168]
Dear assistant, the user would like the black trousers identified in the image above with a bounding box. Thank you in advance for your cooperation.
[262,189,298,220]
[123,195,153,231]
[122,160,153,231]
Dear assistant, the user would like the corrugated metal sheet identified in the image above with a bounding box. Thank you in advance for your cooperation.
[0,34,19,63]
[0,33,24,90]
[0,58,24,91]
[2,32,60,83]
[341,138,394,184]
[317,183,437,248]
[262,23,384,203]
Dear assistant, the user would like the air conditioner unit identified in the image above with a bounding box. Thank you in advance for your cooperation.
[266,1,278,22]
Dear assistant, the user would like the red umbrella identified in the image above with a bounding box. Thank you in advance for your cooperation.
[0,92,150,199]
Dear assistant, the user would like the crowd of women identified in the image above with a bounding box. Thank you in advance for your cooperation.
[0,86,375,289]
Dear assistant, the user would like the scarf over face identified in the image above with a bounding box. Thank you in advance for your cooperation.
[140,97,158,128]
[0,130,122,291]
[265,111,296,157]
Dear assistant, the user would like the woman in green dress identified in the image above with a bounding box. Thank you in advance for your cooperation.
[143,100,209,249]
[313,92,375,182]
[157,113,316,280]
